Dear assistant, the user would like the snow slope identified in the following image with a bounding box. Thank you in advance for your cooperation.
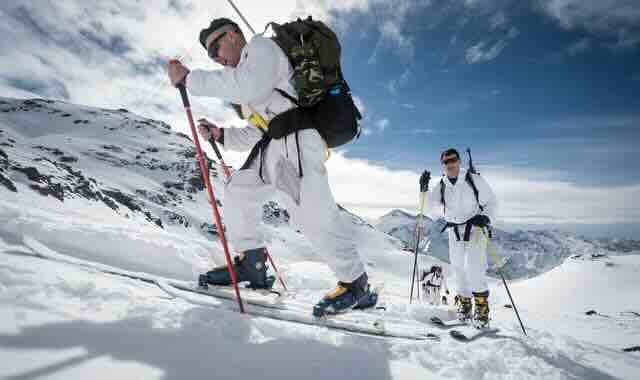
[1,97,639,379]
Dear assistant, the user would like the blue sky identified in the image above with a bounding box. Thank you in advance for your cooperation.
[335,1,640,187]
[1,1,639,237]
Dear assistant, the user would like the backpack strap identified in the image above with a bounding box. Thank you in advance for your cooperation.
[465,172,484,212]
[275,88,301,107]
[439,178,446,214]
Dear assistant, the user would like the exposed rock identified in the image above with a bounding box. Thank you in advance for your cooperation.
[0,173,17,192]
[59,156,78,163]
[102,189,141,212]
[102,145,123,153]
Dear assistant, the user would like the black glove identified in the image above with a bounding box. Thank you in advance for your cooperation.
[469,214,491,227]
[419,170,431,192]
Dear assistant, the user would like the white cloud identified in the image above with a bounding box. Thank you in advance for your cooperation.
[490,11,508,30]
[401,103,416,109]
[465,26,519,64]
[538,0,640,47]
[567,37,591,56]
[385,68,411,96]
[465,40,508,63]
[358,0,432,63]
[326,152,640,225]
[375,118,390,132]
[293,0,371,25]
[0,1,304,144]
[360,127,373,136]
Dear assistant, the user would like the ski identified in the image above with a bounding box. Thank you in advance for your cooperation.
[449,325,499,342]
[167,280,286,310]
[160,279,440,341]
[23,236,440,341]
[430,316,467,329]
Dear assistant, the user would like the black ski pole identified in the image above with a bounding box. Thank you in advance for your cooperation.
[410,170,430,303]
[487,235,527,335]
[208,137,232,179]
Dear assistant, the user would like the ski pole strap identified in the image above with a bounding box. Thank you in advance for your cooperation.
[177,84,190,108]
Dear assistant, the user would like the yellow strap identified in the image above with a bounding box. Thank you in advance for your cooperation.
[247,107,331,163]
[248,112,269,132]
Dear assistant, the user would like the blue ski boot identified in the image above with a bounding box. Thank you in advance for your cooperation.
[198,248,275,290]
[313,272,378,317]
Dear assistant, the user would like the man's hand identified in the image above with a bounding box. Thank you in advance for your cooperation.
[168,60,190,87]
[469,214,491,228]
[197,119,222,141]
[419,170,431,192]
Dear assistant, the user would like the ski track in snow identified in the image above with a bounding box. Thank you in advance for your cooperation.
[1,97,639,379]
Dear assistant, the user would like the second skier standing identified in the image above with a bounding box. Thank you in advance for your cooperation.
[426,148,498,328]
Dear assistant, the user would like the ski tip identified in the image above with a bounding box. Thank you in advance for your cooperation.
[449,327,500,342]
[449,330,470,341]
[424,333,441,341]
[430,316,443,325]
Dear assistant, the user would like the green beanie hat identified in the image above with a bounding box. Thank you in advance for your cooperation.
[199,18,240,50]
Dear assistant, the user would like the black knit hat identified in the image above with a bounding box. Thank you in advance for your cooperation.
[199,18,240,50]
[440,148,460,162]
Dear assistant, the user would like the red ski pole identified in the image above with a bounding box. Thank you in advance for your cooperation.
[207,137,288,292]
[173,75,245,313]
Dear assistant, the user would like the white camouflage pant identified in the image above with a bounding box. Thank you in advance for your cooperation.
[223,129,366,282]
[422,285,442,305]
[448,225,489,297]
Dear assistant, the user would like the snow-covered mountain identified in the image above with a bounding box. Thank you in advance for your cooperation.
[375,209,640,280]
[0,96,409,293]
[1,97,639,380]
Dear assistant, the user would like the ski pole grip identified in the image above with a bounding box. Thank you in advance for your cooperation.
[170,59,190,108]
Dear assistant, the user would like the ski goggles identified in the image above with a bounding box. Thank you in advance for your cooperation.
[207,32,227,59]
[441,157,459,165]
[205,24,238,59]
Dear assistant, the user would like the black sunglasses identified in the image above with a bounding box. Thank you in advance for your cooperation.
[442,157,459,165]
[207,32,228,59]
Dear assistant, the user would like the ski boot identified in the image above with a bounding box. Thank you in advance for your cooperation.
[198,248,275,290]
[457,295,473,322]
[313,272,378,317]
[472,291,490,329]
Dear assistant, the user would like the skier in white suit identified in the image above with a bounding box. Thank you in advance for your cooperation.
[167,18,376,316]
[420,265,449,306]
[426,148,497,327]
